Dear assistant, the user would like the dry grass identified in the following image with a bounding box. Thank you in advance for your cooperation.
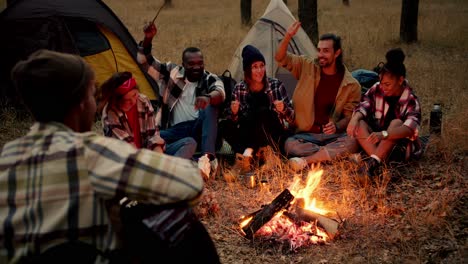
[1,0,467,263]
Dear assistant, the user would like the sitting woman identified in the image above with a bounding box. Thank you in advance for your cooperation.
[347,48,422,182]
[99,71,196,159]
[220,45,294,172]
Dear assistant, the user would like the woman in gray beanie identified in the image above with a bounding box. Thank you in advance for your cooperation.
[220,45,294,174]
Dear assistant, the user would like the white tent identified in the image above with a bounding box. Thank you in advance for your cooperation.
[228,0,317,98]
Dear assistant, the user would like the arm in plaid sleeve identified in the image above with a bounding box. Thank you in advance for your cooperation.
[402,94,421,133]
[355,84,377,118]
[85,135,203,205]
[102,111,136,148]
[271,79,294,124]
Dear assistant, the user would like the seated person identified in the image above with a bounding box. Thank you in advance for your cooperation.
[220,45,294,173]
[0,50,219,263]
[137,23,225,178]
[275,21,361,171]
[347,48,422,183]
[99,71,196,159]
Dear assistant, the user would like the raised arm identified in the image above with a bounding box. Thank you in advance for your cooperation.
[275,21,301,62]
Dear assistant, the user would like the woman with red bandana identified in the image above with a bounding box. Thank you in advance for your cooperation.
[99,71,196,158]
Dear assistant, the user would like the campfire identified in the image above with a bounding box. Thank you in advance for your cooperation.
[239,170,342,251]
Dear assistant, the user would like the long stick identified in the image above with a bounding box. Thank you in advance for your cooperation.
[152,2,167,23]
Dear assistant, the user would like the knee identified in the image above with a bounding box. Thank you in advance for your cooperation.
[284,137,298,155]
[202,105,219,119]
[355,120,370,137]
[388,119,403,129]
[182,137,197,151]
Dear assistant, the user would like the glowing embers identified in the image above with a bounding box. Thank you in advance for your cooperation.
[239,170,340,251]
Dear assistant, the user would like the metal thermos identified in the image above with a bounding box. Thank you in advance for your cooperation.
[429,103,442,135]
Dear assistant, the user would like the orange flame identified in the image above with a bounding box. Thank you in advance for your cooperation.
[290,170,329,215]
[242,168,333,250]
[239,215,253,229]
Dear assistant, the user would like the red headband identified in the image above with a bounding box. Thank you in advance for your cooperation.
[115,77,137,95]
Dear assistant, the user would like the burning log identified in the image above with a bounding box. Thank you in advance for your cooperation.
[293,198,339,239]
[241,189,294,239]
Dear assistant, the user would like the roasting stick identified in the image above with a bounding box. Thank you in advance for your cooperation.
[151,2,167,23]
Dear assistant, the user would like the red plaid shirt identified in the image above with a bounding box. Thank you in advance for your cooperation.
[355,81,421,137]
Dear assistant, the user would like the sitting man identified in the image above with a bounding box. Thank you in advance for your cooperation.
[275,21,361,171]
[0,50,219,263]
[137,23,225,178]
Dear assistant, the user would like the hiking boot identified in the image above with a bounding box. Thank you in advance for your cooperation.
[288,157,308,172]
[256,146,277,170]
[356,157,381,186]
[232,153,253,175]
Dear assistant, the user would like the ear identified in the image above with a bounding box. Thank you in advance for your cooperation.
[334,48,342,59]
[398,76,405,85]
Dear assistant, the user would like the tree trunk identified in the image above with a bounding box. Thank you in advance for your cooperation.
[400,0,419,43]
[240,0,252,26]
[298,0,318,46]
[343,0,350,6]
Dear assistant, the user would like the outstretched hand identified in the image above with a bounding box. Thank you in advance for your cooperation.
[287,21,301,38]
[143,22,157,39]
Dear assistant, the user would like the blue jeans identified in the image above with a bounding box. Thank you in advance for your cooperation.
[160,105,219,157]
[165,137,197,160]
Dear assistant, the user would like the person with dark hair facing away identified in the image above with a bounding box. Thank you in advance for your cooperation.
[0,50,219,263]
[220,45,294,174]
[137,23,225,178]
[99,71,196,159]
[347,48,422,184]
[275,21,361,171]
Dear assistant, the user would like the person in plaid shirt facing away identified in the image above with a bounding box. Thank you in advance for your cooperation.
[99,71,197,159]
[347,48,422,185]
[219,45,294,174]
[0,50,219,263]
[137,23,225,179]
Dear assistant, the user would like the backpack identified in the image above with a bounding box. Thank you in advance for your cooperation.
[218,69,237,118]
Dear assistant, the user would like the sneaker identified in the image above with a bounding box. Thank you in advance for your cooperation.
[198,154,211,179]
[288,157,308,172]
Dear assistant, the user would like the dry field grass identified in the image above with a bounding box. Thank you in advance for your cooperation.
[1,0,467,263]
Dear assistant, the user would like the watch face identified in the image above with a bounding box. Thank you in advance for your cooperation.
[382,131,388,138]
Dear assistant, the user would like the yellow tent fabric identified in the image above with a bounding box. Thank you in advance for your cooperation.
[83,25,157,100]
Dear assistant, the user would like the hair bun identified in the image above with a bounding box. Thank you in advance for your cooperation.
[385,48,405,65]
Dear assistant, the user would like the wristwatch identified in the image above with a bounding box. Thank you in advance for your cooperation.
[381,130,389,139]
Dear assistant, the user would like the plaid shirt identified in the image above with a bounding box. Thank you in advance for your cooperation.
[102,93,161,150]
[228,78,294,125]
[146,60,225,129]
[355,81,421,139]
[0,122,203,262]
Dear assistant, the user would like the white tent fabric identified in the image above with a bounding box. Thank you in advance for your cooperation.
[228,0,317,98]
